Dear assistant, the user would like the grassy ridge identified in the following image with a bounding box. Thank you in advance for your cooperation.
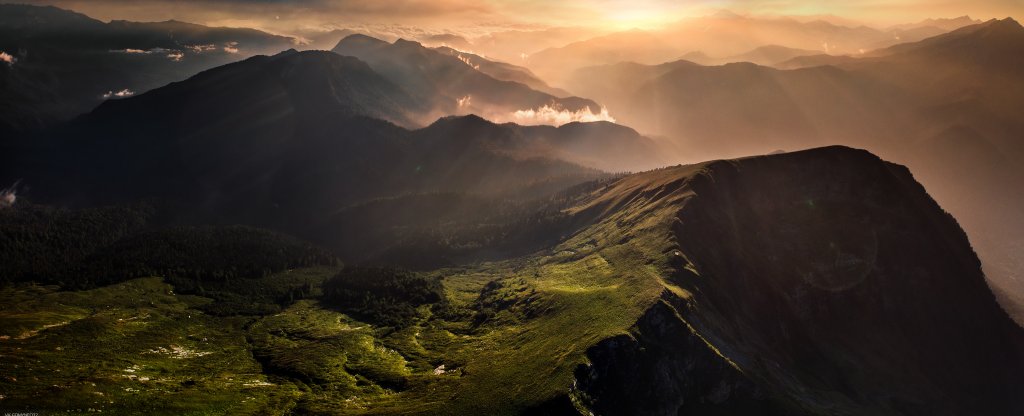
[0,165,705,414]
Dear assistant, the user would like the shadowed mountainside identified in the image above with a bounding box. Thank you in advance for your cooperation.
[564,19,1024,321]
[2,48,669,265]
[433,45,571,97]
[567,146,1024,415]
[0,4,296,133]
[332,34,602,123]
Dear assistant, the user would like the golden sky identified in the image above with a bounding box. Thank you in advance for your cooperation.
[5,0,1021,34]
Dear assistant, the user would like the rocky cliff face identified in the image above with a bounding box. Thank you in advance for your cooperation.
[574,298,785,415]
[572,147,1024,416]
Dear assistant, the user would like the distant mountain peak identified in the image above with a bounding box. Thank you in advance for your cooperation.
[393,38,424,48]
[959,17,1024,39]
[429,113,493,128]
[877,16,1024,59]
[334,33,388,49]
[992,16,1023,28]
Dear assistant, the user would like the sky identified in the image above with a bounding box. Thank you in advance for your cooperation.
[4,0,1021,35]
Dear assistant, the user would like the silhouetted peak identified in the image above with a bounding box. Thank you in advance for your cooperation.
[558,120,638,137]
[0,3,102,26]
[393,38,424,49]
[429,114,494,129]
[991,17,1023,29]
[268,49,349,64]
[720,61,767,71]
[946,15,975,23]
[961,17,1024,35]
[941,17,1024,44]
[333,33,388,50]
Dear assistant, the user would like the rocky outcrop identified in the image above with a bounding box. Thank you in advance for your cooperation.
[574,295,788,416]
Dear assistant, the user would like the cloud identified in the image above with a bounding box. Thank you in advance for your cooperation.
[102,89,135,99]
[110,48,160,54]
[0,180,20,208]
[16,0,498,32]
[0,51,15,66]
[9,0,1020,46]
[456,54,480,69]
[223,41,240,53]
[185,44,217,52]
[457,95,472,107]
[507,105,615,126]
[110,47,185,60]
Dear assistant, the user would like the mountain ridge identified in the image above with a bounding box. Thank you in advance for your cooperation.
[332,34,601,123]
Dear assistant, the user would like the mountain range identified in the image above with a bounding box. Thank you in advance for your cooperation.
[564,18,1024,321]
[331,34,601,124]
[524,12,980,84]
[0,4,297,133]
[1,5,1022,415]
[3,46,666,265]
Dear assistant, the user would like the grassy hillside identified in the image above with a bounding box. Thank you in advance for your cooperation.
[2,147,1021,415]
[0,160,687,415]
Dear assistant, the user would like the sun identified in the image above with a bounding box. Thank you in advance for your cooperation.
[603,7,680,30]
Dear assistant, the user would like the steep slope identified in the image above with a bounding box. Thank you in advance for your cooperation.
[0,4,296,132]
[569,146,1024,415]
[332,34,601,121]
[433,46,570,97]
[870,17,1024,61]
[833,20,1024,322]
[563,20,1024,321]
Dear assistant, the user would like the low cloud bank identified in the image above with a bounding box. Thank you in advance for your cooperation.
[507,105,615,126]
[0,51,17,66]
[186,44,217,52]
[110,47,186,61]
[102,89,135,99]
[1,180,20,208]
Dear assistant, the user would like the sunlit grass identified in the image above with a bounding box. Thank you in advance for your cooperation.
[0,167,708,414]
